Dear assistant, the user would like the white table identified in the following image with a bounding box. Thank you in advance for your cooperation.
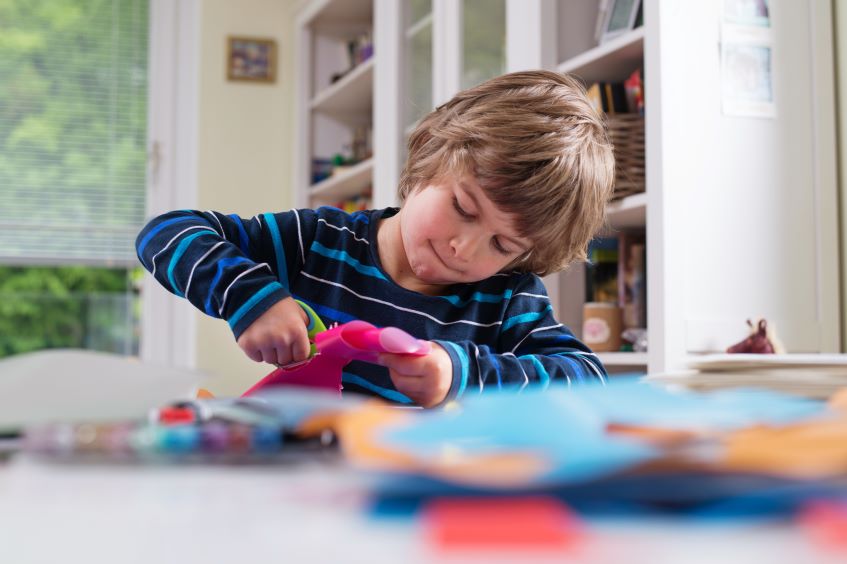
[0,456,840,564]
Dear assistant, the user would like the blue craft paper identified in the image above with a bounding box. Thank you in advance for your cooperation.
[377,379,828,488]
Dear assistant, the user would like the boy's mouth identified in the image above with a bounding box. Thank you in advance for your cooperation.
[429,241,462,274]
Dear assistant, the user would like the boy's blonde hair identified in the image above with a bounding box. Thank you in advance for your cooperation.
[398,70,615,277]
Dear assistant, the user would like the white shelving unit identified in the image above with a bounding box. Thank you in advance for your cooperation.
[295,0,841,374]
[308,157,374,201]
[607,192,647,231]
[309,57,374,115]
[597,352,649,368]
[295,0,375,209]
[550,2,648,370]
[556,27,645,83]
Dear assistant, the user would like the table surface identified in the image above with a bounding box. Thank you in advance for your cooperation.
[0,456,843,564]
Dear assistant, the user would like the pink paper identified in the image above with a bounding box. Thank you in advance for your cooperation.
[242,320,430,397]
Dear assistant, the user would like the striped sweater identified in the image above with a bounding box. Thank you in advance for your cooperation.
[136,206,606,405]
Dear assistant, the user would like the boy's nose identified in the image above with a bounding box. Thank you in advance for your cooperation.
[449,232,482,261]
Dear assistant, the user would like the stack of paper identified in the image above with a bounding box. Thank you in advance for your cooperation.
[645,354,847,399]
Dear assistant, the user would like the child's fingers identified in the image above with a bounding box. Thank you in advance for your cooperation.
[291,335,311,363]
[243,347,263,363]
[377,353,429,377]
[390,373,426,395]
[260,346,279,365]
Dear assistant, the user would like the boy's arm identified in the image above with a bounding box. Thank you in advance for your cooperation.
[135,209,316,338]
[434,275,607,405]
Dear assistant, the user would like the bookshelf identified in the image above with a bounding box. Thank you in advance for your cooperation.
[556,27,645,84]
[293,0,840,374]
[552,1,648,369]
[309,57,374,115]
[607,192,647,231]
[295,0,375,209]
[309,157,374,202]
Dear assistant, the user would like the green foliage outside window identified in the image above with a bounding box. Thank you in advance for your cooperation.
[0,267,141,358]
[0,0,149,359]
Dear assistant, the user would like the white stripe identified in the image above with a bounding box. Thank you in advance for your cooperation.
[514,292,550,300]
[185,241,225,299]
[207,211,225,235]
[218,263,273,316]
[510,323,564,353]
[150,226,217,276]
[294,210,305,263]
[502,352,529,391]
[578,353,607,384]
[472,344,483,393]
[552,350,605,384]
[299,271,502,328]
[252,215,263,232]
[317,218,370,244]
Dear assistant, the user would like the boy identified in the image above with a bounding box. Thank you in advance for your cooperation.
[136,70,615,408]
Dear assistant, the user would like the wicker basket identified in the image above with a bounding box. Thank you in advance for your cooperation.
[605,114,645,200]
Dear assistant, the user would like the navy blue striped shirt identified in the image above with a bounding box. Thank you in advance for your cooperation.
[136,206,606,405]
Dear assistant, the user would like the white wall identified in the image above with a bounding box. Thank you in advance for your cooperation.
[836,0,847,352]
[648,0,839,371]
[193,0,306,395]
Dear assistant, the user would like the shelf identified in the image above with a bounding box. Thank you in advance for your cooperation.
[406,13,433,39]
[303,0,373,30]
[309,157,373,202]
[606,192,646,230]
[557,27,644,84]
[310,57,374,116]
[598,352,648,367]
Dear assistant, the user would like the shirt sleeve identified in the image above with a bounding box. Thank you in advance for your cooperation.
[135,209,318,338]
[434,274,607,405]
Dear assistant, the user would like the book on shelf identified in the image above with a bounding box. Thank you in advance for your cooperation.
[584,232,647,353]
[586,69,643,116]
[618,232,646,330]
[585,236,619,305]
[333,189,372,214]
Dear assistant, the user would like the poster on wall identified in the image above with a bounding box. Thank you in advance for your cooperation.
[720,0,775,118]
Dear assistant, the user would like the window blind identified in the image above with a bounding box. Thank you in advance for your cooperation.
[0,0,149,266]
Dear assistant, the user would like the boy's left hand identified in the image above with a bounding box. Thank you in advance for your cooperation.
[378,343,452,408]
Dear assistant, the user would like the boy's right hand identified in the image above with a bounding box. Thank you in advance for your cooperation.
[236,297,311,366]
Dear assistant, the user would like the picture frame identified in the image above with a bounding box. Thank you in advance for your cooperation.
[599,0,642,44]
[226,36,277,83]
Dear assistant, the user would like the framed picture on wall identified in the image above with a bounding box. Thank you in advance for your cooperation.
[226,36,277,83]
[599,0,643,44]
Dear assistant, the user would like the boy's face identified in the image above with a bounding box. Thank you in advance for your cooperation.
[397,174,530,287]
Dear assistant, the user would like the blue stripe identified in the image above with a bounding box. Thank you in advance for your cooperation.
[204,257,252,315]
[298,299,357,324]
[137,216,196,263]
[341,372,412,404]
[166,230,217,296]
[227,282,284,329]
[553,354,587,383]
[550,333,581,346]
[263,213,288,289]
[441,341,469,399]
[310,241,387,280]
[502,305,553,332]
[524,355,550,388]
[229,214,250,255]
[483,346,503,390]
[439,289,512,307]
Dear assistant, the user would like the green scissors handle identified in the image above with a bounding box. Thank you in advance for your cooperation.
[294,299,327,357]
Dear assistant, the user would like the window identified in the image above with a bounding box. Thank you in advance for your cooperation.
[0,0,149,358]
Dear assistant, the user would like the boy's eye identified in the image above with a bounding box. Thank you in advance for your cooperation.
[452,197,473,219]
[492,237,511,256]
